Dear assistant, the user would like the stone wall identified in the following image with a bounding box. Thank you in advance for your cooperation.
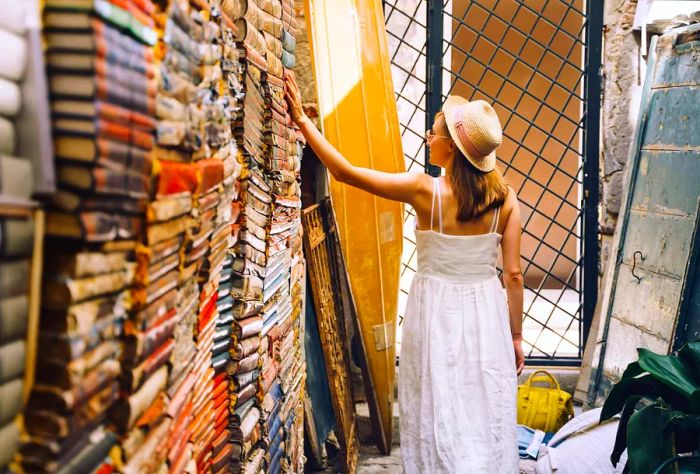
[599,0,643,275]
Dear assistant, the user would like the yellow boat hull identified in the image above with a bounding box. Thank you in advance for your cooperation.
[304,0,404,453]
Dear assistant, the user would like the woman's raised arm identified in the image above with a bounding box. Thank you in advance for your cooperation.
[284,72,424,206]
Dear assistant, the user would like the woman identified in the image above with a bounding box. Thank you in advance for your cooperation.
[284,72,524,473]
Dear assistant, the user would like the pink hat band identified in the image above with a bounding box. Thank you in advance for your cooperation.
[453,113,489,161]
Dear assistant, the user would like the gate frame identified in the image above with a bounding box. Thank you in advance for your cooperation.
[387,0,603,366]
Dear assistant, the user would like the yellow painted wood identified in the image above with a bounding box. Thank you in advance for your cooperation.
[304,0,404,453]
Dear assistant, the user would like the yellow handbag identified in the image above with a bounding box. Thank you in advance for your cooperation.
[517,370,574,432]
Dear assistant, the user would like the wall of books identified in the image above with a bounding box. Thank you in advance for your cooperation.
[16,0,306,472]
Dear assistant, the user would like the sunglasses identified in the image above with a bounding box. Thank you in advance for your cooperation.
[425,130,450,141]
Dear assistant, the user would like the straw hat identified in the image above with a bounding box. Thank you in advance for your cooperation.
[443,95,502,172]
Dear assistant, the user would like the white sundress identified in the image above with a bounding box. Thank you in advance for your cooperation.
[399,178,518,473]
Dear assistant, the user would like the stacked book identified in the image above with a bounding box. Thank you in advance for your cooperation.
[148,2,239,472]
[0,4,38,470]
[23,242,131,473]
[150,8,205,471]
[22,1,157,471]
[220,0,307,472]
[259,1,306,472]
[187,159,223,472]
[108,158,198,473]
[221,2,270,471]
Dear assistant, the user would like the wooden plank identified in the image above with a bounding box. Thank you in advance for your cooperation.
[24,208,44,404]
[321,198,387,454]
[611,263,683,341]
[654,41,700,88]
[632,151,700,217]
[642,87,700,149]
[621,210,695,278]
[302,206,358,473]
[601,315,670,382]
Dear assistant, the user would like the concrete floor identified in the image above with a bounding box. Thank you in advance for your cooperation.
[355,402,402,473]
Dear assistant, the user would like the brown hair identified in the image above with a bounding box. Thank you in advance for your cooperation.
[435,112,509,222]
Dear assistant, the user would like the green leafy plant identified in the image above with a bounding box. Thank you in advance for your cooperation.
[600,341,700,474]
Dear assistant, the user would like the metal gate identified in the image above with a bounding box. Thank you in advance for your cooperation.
[383,0,602,365]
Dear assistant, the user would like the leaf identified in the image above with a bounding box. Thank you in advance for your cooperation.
[638,348,700,403]
[610,395,642,467]
[601,366,689,422]
[663,412,700,453]
[627,404,675,474]
[601,362,648,421]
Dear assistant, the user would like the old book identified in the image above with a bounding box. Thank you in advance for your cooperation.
[0,378,23,426]
[44,0,156,46]
[47,249,128,279]
[0,117,14,155]
[46,210,142,242]
[0,295,28,343]
[109,365,168,432]
[146,193,191,223]
[24,382,117,438]
[0,340,25,384]
[43,269,128,308]
[54,135,152,174]
[40,296,120,335]
[120,417,170,473]
[122,309,178,366]
[49,60,156,99]
[49,190,146,215]
[20,426,95,472]
[34,340,119,390]
[53,116,153,151]
[145,214,189,246]
[37,314,116,362]
[49,75,154,116]
[54,428,117,474]
[0,77,21,117]
[52,99,155,133]
[121,338,173,393]
[0,28,27,82]
[28,358,120,413]
[0,259,29,299]
[46,51,155,79]
[0,420,20,468]
[0,155,33,199]
[56,163,149,198]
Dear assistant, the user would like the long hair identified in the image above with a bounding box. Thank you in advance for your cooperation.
[435,112,509,222]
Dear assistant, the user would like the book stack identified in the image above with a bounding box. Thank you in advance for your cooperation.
[0,5,38,470]
[43,0,157,240]
[148,2,239,472]
[219,1,307,472]
[219,2,271,473]
[107,158,198,473]
[22,1,157,471]
[186,160,220,472]
[258,1,306,471]
[22,241,131,473]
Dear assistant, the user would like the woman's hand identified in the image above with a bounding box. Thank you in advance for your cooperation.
[284,71,307,125]
[513,337,525,376]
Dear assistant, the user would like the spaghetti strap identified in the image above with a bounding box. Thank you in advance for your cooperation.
[430,178,437,231]
[436,178,444,233]
[490,206,501,234]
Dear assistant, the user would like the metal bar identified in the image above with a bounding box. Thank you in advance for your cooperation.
[581,0,603,349]
[526,358,582,367]
[425,0,443,177]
